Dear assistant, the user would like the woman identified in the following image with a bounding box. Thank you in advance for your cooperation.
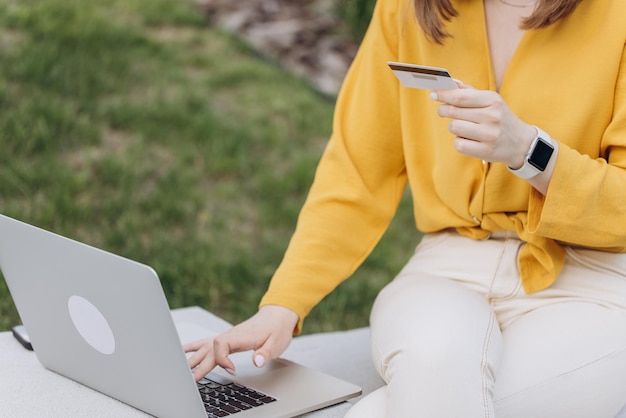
[185,0,626,416]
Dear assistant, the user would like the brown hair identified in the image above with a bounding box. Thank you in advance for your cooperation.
[414,0,584,44]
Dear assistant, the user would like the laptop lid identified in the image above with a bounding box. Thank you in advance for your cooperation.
[0,214,361,418]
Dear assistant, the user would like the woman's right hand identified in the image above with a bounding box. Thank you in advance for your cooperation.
[183,305,299,382]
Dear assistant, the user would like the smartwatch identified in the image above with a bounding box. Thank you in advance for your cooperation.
[507,126,555,179]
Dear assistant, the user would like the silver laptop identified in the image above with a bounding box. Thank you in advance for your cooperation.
[0,214,361,418]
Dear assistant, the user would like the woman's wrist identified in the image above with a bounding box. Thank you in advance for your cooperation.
[258,305,299,332]
[507,124,539,170]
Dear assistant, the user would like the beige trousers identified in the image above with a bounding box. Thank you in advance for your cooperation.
[345,231,626,418]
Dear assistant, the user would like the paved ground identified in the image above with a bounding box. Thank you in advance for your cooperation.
[196,0,359,96]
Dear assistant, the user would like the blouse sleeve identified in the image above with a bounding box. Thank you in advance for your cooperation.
[259,0,409,333]
[528,43,626,251]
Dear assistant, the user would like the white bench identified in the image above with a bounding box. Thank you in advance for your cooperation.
[0,306,623,417]
[0,307,376,417]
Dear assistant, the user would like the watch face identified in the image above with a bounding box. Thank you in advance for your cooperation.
[528,138,554,171]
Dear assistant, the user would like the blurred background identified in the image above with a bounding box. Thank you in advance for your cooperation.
[0,0,419,334]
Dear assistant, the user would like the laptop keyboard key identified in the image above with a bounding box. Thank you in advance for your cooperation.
[259,396,277,404]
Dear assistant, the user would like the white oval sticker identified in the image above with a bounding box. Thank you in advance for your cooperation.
[67,295,116,355]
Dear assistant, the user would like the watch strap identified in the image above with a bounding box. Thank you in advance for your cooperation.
[508,126,553,179]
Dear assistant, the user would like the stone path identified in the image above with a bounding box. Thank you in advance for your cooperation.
[196,0,359,96]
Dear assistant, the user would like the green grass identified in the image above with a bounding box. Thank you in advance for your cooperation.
[0,0,419,334]
[337,0,377,39]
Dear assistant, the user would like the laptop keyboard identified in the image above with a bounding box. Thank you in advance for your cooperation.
[197,373,277,417]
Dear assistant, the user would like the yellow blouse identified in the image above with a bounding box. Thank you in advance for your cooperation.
[260,0,626,332]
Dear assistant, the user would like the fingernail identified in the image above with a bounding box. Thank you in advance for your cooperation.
[254,354,265,368]
[223,367,236,376]
[429,92,438,100]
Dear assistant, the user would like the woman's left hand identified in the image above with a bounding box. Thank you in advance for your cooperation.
[431,83,536,169]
